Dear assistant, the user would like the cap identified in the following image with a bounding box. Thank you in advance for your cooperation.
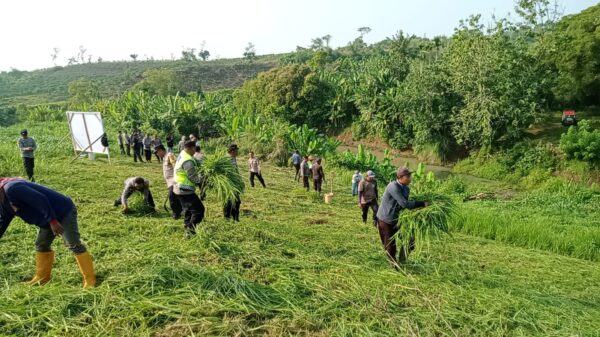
[396,167,413,178]
[366,170,375,177]
[153,144,166,153]
[20,129,28,135]
[228,143,239,152]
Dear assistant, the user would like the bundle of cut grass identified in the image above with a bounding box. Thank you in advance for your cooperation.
[396,192,457,251]
[198,152,245,205]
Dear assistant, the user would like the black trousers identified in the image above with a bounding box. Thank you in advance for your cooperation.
[133,144,143,162]
[377,220,415,264]
[302,176,310,190]
[176,193,205,233]
[224,195,241,221]
[22,157,35,181]
[168,186,182,217]
[250,172,266,187]
[144,149,152,162]
[294,164,300,181]
[313,178,322,192]
[361,200,379,225]
[126,143,131,156]
[114,189,155,208]
[119,144,125,154]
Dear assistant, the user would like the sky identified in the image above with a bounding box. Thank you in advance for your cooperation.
[0,0,597,72]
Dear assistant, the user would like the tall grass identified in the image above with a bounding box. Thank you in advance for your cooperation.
[449,177,600,261]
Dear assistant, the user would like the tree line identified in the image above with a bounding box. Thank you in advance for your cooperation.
[7,1,599,164]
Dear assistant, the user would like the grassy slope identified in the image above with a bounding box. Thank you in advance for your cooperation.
[1,123,600,336]
[0,56,281,106]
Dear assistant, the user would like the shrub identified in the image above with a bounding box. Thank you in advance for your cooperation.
[0,105,17,126]
[560,120,600,166]
[234,64,336,130]
[285,124,340,158]
[331,144,396,182]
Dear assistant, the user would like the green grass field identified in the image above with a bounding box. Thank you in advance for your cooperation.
[1,122,600,336]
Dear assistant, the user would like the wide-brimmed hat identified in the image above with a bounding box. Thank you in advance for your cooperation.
[20,129,28,135]
[366,170,376,177]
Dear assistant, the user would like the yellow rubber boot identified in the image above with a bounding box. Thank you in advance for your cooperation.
[75,252,96,288]
[26,251,55,285]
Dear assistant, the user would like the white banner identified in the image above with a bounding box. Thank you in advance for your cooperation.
[66,111,108,155]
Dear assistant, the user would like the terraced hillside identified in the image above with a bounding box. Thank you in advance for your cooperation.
[0,56,281,105]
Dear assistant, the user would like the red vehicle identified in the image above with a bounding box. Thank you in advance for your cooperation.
[561,110,577,126]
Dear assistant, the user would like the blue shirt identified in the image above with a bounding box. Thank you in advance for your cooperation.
[376,181,424,225]
[0,181,74,238]
[291,153,302,165]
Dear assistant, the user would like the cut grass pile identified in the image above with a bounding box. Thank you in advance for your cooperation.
[1,122,600,336]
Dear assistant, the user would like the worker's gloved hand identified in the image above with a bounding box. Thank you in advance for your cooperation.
[50,221,64,236]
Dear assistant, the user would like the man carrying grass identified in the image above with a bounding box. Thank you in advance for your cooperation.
[0,177,96,288]
[114,177,156,213]
[376,167,429,266]
[174,140,205,237]
[18,129,37,181]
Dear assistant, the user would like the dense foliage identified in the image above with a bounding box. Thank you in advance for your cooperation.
[234,64,335,130]
[0,105,16,126]
[560,120,600,166]
[332,144,397,182]
[538,4,600,106]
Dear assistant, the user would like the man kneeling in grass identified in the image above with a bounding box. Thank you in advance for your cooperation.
[376,167,429,266]
[0,178,96,288]
[114,176,156,213]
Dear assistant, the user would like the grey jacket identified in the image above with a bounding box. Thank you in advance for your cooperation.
[142,137,152,150]
[376,181,424,225]
[121,177,151,206]
[18,137,37,158]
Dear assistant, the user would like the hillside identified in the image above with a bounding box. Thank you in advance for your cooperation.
[0,55,281,106]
